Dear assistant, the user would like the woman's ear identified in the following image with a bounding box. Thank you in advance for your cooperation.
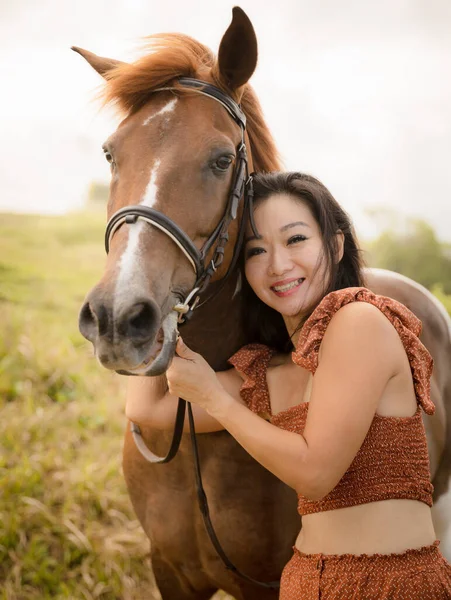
[336,230,345,263]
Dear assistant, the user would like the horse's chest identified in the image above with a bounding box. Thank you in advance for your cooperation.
[266,363,312,415]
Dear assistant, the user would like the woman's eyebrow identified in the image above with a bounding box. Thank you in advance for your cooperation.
[280,221,310,232]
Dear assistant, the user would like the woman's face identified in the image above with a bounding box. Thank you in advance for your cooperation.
[244,193,329,329]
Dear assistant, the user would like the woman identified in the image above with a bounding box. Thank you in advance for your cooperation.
[126,172,451,598]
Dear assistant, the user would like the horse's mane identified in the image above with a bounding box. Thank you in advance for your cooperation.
[103,33,281,173]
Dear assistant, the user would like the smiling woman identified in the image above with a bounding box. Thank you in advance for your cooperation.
[143,170,451,598]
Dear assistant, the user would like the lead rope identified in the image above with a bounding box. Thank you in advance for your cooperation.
[187,402,280,590]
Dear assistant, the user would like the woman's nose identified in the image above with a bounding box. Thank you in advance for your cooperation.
[268,248,292,276]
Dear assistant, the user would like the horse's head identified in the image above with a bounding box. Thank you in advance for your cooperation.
[75,8,279,376]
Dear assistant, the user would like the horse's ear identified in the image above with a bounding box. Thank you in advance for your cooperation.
[214,7,258,92]
[71,46,126,79]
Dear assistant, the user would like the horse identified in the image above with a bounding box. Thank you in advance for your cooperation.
[74,7,451,600]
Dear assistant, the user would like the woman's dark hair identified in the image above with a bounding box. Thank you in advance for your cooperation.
[241,171,365,351]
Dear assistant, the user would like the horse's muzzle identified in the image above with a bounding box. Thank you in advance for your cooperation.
[78,288,165,373]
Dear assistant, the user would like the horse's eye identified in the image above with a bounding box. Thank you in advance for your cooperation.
[214,156,233,172]
[104,150,114,165]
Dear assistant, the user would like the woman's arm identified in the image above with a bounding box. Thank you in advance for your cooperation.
[169,303,402,499]
[125,367,244,433]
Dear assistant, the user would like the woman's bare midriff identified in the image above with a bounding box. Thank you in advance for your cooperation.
[295,499,437,555]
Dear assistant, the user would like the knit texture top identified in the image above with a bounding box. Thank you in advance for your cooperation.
[228,287,435,516]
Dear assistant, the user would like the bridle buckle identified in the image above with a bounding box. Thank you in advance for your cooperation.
[173,287,201,323]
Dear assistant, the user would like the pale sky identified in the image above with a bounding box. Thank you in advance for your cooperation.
[1,0,451,241]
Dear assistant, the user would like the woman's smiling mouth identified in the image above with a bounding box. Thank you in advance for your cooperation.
[271,277,305,297]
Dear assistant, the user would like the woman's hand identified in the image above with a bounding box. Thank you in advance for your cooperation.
[166,337,225,410]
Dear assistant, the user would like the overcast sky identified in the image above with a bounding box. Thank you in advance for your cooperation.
[1,0,451,241]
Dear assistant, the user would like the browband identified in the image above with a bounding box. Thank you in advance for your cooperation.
[177,77,246,129]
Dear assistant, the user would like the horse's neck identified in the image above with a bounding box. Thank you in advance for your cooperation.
[181,272,247,370]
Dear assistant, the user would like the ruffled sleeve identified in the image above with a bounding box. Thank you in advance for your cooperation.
[292,287,435,415]
[228,344,274,418]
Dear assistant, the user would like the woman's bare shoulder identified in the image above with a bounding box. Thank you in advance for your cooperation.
[319,300,404,372]
[325,300,401,345]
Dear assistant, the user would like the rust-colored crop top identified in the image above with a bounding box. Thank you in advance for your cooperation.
[228,287,435,516]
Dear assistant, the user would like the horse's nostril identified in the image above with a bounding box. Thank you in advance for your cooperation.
[79,296,111,341]
[120,301,157,342]
[129,304,152,331]
[80,302,94,324]
[79,301,97,341]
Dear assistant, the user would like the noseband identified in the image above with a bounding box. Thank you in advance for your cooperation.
[104,78,278,590]
[104,77,253,323]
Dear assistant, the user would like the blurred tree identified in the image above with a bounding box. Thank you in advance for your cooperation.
[367,214,451,294]
[431,284,451,315]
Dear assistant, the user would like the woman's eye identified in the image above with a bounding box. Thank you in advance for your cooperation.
[246,247,264,259]
[214,156,233,172]
[287,234,307,245]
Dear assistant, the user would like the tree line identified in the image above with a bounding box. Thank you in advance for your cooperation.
[365,213,451,313]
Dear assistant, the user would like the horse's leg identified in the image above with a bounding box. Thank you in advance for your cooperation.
[152,555,217,600]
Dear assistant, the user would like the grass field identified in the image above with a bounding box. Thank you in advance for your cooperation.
[1,211,449,600]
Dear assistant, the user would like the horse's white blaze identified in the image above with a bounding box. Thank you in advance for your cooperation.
[141,159,161,208]
[115,220,146,295]
[114,160,161,308]
[142,98,177,126]
[114,96,175,305]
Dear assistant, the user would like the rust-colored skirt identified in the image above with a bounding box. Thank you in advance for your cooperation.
[280,541,451,599]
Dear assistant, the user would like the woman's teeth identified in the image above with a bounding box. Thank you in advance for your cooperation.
[272,278,304,293]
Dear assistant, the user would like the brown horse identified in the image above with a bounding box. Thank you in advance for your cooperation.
[74,7,451,600]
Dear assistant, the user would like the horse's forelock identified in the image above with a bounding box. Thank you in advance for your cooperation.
[102,34,215,114]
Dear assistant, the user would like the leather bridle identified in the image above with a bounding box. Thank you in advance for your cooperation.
[105,77,252,324]
[104,78,279,590]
